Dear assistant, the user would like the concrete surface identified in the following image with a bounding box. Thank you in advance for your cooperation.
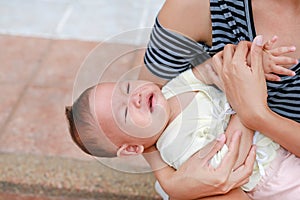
[0,153,159,200]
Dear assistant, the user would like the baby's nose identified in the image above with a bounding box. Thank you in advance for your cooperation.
[131,92,141,108]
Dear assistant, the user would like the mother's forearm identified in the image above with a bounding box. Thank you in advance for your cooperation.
[191,188,251,200]
[142,149,194,199]
[243,107,300,157]
[143,148,200,199]
[143,132,254,200]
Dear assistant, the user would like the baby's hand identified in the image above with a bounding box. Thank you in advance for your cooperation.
[262,36,298,81]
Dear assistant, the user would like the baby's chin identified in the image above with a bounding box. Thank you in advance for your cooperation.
[125,116,168,139]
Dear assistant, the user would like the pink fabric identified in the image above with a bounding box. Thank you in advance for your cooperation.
[247,148,300,200]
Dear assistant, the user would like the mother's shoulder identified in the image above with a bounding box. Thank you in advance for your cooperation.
[158,0,212,43]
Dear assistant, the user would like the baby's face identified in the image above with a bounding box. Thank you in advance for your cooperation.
[93,80,170,146]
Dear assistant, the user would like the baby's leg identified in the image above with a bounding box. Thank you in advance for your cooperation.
[247,147,300,200]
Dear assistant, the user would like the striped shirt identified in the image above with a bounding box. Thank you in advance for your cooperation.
[144,0,300,122]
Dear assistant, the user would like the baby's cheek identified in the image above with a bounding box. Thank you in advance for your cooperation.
[129,110,152,128]
[127,105,168,138]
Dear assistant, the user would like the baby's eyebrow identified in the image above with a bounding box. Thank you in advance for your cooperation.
[127,82,130,94]
[124,107,128,124]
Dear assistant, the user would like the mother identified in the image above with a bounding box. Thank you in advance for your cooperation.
[139,0,300,199]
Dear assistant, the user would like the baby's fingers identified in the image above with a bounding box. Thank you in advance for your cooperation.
[269,46,296,56]
[269,65,296,77]
[263,35,278,50]
[265,73,281,82]
[272,56,299,66]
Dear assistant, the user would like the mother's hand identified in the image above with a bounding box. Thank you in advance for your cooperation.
[155,131,256,200]
[212,36,268,129]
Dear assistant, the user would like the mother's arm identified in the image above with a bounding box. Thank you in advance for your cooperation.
[143,130,256,200]
[250,108,300,157]
[139,0,211,84]
[184,189,251,200]
[213,36,300,157]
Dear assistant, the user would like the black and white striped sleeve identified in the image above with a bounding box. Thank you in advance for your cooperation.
[144,18,211,80]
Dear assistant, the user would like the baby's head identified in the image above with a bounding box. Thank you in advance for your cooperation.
[65,80,171,158]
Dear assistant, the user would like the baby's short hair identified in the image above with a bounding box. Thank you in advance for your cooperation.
[65,86,117,157]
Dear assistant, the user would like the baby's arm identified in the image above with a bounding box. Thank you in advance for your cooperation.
[192,59,224,91]
[224,115,254,170]
[194,115,255,200]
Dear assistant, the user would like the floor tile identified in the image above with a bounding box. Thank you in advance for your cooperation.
[0,35,50,84]
[0,85,92,160]
[70,42,143,99]
[0,83,23,132]
[32,39,98,89]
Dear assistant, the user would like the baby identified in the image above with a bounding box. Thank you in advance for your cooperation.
[66,38,299,198]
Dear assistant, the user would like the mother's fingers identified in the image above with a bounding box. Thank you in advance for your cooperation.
[212,51,223,77]
[223,44,236,69]
[251,35,264,74]
[232,41,250,64]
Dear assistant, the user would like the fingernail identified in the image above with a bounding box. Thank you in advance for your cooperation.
[216,134,225,142]
[272,35,278,41]
[254,35,263,46]
[290,46,296,51]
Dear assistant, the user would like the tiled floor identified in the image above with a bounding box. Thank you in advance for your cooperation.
[0,0,164,198]
[0,35,97,160]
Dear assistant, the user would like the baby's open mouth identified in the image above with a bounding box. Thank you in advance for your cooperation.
[148,93,154,112]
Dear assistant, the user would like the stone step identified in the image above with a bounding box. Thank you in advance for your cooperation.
[0,153,160,200]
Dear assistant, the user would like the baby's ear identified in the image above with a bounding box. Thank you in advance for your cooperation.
[117,144,144,157]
